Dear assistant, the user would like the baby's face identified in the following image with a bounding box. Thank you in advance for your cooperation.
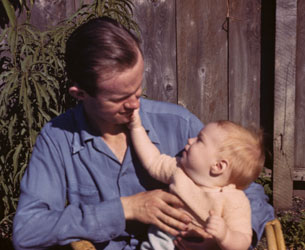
[180,123,226,185]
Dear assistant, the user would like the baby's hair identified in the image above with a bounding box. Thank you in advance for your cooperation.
[216,121,265,189]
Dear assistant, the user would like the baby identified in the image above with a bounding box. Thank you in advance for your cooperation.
[128,109,265,250]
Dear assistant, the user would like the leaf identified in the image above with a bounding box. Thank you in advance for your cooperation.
[46,83,58,104]
[22,23,39,41]
[2,0,17,26]
[0,0,140,223]
[49,108,60,117]
[7,26,17,58]
[32,79,42,108]
[20,55,33,72]
[12,144,23,177]
[38,106,50,120]
[0,28,9,44]
[19,73,26,104]
[14,162,28,185]
[7,115,17,146]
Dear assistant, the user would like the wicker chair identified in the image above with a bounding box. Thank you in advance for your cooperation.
[265,218,286,250]
[70,240,96,250]
[70,218,286,250]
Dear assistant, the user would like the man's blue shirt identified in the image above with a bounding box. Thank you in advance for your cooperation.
[13,98,274,249]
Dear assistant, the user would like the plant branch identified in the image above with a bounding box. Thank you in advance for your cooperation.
[1,0,17,27]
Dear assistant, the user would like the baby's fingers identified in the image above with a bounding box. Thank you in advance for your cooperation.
[209,210,214,216]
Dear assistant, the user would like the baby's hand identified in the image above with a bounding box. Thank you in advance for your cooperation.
[128,108,142,129]
[205,210,227,243]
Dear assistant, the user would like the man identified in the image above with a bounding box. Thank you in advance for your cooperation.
[13,17,274,250]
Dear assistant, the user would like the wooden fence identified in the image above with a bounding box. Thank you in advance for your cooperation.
[16,0,305,209]
[134,0,305,210]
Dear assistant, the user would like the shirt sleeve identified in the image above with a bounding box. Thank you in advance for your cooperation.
[13,131,126,249]
[244,182,275,248]
[187,111,204,138]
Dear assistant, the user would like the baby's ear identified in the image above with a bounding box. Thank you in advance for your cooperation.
[210,160,228,176]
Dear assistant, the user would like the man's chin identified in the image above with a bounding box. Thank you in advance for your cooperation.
[119,112,133,121]
[114,116,133,125]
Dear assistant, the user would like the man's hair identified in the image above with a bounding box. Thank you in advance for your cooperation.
[65,17,141,96]
[216,121,265,190]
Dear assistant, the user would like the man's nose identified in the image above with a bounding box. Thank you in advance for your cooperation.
[124,95,140,109]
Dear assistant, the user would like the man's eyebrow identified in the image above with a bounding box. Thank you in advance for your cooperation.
[111,86,142,102]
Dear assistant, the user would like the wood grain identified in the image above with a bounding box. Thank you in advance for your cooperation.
[295,0,305,171]
[273,0,297,209]
[13,0,305,208]
[176,0,228,124]
[228,0,261,129]
[133,0,177,103]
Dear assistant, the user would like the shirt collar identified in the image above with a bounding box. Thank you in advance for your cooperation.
[139,100,160,145]
[71,99,161,154]
[71,103,94,154]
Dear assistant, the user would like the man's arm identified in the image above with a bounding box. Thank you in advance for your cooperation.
[129,109,179,184]
[13,127,191,249]
[13,132,126,249]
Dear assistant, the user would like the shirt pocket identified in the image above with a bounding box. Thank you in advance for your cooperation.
[68,184,100,205]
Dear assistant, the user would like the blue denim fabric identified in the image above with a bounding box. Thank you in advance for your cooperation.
[245,182,275,249]
[13,98,274,249]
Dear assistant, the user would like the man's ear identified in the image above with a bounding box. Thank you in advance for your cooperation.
[210,160,229,176]
[69,86,87,101]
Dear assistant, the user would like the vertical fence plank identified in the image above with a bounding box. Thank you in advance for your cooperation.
[228,0,261,129]
[30,0,67,30]
[65,0,77,17]
[133,0,177,103]
[65,0,93,18]
[273,0,296,209]
[295,1,305,172]
[176,0,228,124]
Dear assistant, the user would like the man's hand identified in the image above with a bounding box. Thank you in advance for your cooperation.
[174,223,213,250]
[174,237,204,250]
[121,189,191,236]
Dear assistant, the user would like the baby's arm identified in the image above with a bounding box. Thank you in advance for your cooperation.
[129,109,178,184]
[205,211,251,250]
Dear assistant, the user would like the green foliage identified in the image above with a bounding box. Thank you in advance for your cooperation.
[0,0,138,228]
[277,196,305,249]
[256,172,273,201]
[254,175,305,249]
